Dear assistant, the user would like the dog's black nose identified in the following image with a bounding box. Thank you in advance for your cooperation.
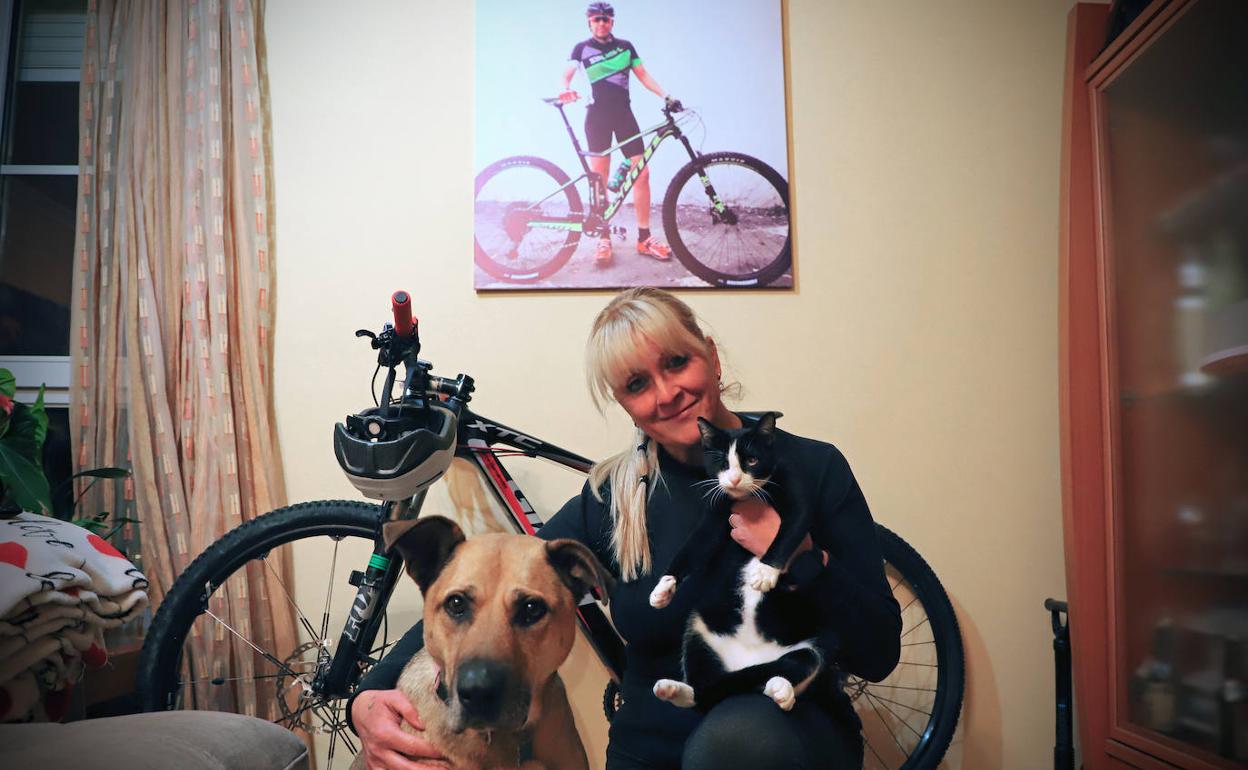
[456,658,508,720]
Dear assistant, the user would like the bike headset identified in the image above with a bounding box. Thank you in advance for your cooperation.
[332,291,462,502]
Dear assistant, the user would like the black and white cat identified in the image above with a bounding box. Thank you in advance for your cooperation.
[648,412,825,712]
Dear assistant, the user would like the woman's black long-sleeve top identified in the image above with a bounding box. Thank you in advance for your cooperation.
[352,426,901,768]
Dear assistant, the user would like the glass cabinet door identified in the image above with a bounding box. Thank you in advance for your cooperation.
[1097,0,1248,764]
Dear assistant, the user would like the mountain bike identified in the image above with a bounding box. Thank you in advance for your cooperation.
[474,99,792,287]
[136,292,963,770]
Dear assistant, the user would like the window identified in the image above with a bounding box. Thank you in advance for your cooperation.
[1,0,87,516]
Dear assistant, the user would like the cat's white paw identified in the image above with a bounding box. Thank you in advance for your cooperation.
[746,561,781,593]
[653,678,696,708]
[649,575,677,608]
[764,676,796,711]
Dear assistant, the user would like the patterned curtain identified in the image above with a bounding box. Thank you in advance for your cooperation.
[71,0,292,719]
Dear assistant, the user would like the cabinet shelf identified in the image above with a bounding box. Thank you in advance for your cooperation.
[1160,162,1248,237]
[1164,564,1248,580]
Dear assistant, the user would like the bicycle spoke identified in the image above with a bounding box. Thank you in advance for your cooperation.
[866,689,926,740]
[900,616,931,641]
[179,668,314,687]
[860,690,934,717]
[864,682,938,693]
[258,551,322,644]
[202,607,303,680]
[321,537,342,641]
[868,691,911,755]
[864,734,889,770]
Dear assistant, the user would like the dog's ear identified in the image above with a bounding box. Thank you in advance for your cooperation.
[545,539,616,605]
[383,516,466,594]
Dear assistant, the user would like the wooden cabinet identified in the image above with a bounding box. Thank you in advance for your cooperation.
[1060,1,1248,769]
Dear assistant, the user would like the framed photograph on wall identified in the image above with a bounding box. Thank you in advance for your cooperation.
[474,0,793,290]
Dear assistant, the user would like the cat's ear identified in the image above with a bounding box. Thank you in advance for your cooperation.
[697,416,719,445]
[754,411,780,439]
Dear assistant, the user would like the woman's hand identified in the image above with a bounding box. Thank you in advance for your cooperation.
[728,498,817,567]
[352,689,448,770]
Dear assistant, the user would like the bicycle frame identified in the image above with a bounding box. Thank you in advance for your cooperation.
[526,102,710,237]
[312,406,626,699]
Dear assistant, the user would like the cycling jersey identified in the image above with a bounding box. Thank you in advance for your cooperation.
[570,36,641,105]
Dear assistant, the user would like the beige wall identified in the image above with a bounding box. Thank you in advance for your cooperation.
[265,1,1073,767]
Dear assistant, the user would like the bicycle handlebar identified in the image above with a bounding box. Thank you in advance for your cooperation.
[391,291,415,338]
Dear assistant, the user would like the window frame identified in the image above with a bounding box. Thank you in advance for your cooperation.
[0,0,84,405]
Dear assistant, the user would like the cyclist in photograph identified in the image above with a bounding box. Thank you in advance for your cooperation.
[559,2,677,267]
[348,288,901,770]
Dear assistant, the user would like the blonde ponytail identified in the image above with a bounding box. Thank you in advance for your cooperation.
[588,427,659,581]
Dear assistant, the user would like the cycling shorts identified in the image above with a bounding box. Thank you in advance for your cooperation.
[585,100,645,158]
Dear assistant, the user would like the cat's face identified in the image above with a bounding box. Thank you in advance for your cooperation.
[697,413,778,500]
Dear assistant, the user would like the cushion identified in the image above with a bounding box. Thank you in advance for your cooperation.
[0,710,309,770]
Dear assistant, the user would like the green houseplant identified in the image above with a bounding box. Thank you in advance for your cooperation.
[0,368,133,536]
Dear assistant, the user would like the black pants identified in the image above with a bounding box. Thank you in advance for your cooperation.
[605,694,864,770]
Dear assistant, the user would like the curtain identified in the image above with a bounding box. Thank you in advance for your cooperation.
[71,0,292,720]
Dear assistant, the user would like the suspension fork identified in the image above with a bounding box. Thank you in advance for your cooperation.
[313,492,427,698]
[676,133,731,218]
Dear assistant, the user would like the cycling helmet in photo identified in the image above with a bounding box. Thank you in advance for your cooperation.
[333,401,457,501]
[586,2,614,17]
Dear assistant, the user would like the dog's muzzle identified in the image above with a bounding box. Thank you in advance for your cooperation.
[452,657,530,730]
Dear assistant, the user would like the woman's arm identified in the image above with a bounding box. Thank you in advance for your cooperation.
[802,451,901,682]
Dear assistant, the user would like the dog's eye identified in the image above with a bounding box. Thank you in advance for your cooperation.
[444,593,470,620]
[516,598,548,627]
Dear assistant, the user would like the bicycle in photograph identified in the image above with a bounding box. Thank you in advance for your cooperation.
[474,99,792,287]
[136,292,963,769]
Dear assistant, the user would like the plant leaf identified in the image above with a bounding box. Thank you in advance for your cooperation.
[4,396,49,464]
[0,442,52,514]
[0,369,14,399]
[52,461,129,499]
[29,386,47,460]
[69,467,131,481]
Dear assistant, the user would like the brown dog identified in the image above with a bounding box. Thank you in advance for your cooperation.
[352,516,613,770]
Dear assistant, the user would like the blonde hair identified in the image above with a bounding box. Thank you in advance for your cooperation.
[585,288,733,580]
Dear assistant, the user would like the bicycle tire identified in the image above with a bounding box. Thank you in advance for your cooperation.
[661,151,791,287]
[859,524,965,770]
[137,500,388,757]
[474,155,584,283]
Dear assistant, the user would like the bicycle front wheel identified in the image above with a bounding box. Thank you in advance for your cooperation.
[662,151,791,287]
[137,501,395,767]
[854,524,965,770]
[474,155,584,283]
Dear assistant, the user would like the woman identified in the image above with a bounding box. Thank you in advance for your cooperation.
[350,288,901,770]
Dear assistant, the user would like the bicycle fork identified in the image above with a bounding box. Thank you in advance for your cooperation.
[676,134,733,222]
[312,493,425,698]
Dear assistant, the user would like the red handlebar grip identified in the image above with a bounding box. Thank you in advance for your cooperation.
[391,291,415,337]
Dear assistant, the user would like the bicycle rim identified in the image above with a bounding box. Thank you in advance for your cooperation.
[663,151,791,287]
[137,501,407,768]
[851,525,965,770]
[474,156,583,282]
